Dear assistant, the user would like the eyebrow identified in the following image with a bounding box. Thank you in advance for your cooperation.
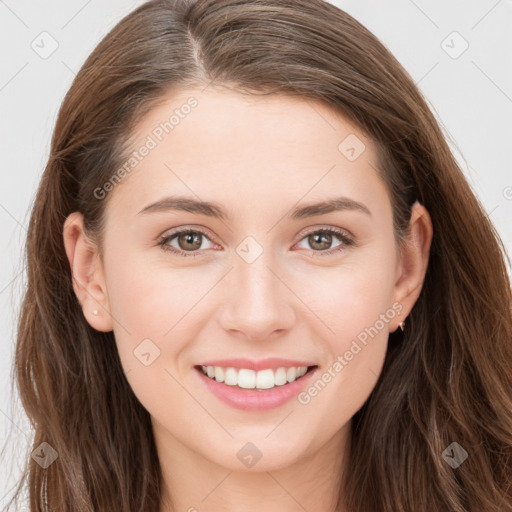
[137,195,371,220]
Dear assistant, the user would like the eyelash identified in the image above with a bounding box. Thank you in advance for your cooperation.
[157,227,354,258]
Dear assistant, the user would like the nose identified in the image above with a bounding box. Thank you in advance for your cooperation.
[218,248,296,342]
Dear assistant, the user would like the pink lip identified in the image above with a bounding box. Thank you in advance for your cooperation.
[195,365,318,411]
[197,358,315,371]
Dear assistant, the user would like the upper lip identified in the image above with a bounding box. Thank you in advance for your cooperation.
[197,358,316,371]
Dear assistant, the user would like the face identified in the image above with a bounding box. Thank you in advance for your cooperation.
[65,85,431,473]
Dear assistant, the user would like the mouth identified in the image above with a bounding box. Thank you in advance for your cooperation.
[195,364,318,391]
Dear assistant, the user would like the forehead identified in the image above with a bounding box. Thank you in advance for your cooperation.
[106,85,387,218]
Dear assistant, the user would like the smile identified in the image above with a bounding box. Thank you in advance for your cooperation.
[200,365,310,390]
[195,362,319,411]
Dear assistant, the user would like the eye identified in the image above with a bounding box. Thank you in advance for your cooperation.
[295,227,354,256]
[157,226,354,258]
[158,228,217,257]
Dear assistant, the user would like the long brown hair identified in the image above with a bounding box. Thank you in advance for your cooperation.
[5,0,512,510]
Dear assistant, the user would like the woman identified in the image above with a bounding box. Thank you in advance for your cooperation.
[6,0,512,510]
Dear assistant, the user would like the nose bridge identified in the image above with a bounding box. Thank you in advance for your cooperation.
[237,250,278,307]
[219,234,294,339]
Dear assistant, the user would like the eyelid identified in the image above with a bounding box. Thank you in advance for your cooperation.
[294,224,353,241]
[158,225,218,244]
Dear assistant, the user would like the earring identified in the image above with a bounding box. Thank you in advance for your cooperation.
[399,321,405,332]
[92,309,99,316]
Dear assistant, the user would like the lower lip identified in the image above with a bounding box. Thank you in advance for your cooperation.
[195,366,318,411]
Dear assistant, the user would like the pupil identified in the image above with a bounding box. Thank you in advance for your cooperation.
[181,232,201,250]
[311,232,331,250]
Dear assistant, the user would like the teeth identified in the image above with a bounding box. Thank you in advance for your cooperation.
[214,366,225,383]
[200,365,309,389]
[286,367,297,382]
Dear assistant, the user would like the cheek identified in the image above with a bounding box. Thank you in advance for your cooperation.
[103,251,222,404]
[105,250,202,339]
[311,274,392,372]
[103,259,195,421]
[102,252,183,376]
[299,255,397,349]
[292,252,397,415]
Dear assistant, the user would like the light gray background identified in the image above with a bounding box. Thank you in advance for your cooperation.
[1,0,511,506]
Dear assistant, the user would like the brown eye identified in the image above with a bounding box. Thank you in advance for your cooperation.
[176,231,203,251]
[159,229,216,257]
[308,232,334,251]
[296,228,354,256]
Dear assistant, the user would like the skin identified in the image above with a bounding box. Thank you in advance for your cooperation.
[63,85,433,512]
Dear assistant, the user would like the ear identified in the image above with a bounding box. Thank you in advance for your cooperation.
[63,212,113,332]
[390,201,433,331]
